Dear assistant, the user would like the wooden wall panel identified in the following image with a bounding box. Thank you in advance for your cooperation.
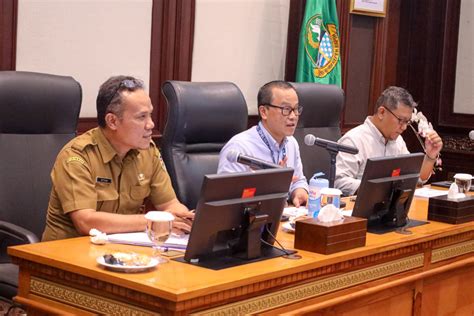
[421,266,474,315]
[285,0,403,133]
[149,0,195,135]
[344,15,375,127]
[0,0,17,71]
[398,0,473,182]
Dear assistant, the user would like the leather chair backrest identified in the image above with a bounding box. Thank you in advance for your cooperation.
[0,71,82,239]
[161,81,248,209]
[291,82,344,180]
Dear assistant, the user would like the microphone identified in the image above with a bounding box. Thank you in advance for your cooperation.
[226,150,281,170]
[304,134,359,155]
[469,130,474,140]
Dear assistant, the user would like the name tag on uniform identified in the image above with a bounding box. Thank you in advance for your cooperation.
[96,177,112,184]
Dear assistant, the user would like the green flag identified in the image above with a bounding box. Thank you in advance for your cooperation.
[296,0,342,86]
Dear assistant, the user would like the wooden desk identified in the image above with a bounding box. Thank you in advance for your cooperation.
[8,197,474,315]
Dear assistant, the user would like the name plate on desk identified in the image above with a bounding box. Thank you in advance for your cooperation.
[428,195,474,224]
[294,216,367,255]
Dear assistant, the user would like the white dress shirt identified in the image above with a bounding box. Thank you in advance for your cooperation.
[335,117,409,196]
[218,122,308,195]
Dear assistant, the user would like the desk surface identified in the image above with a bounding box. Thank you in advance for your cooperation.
[9,195,474,315]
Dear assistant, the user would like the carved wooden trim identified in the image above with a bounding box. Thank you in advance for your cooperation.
[0,0,17,70]
[431,240,474,263]
[195,254,424,315]
[442,135,474,152]
[30,277,157,315]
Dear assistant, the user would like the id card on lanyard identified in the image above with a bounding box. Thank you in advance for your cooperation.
[256,122,286,165]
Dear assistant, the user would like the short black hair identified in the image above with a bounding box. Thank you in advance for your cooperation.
[257,80,296,119]
[96,75,145,127]
[374,86,417,114]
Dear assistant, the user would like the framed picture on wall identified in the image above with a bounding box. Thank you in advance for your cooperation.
[350,0,388,17]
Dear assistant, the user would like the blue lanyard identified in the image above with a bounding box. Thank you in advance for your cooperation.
[256,122,286,164]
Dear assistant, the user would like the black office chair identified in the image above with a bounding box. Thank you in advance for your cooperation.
[161,81,248,209]
[0,71,82,301]
[291,82,345,181]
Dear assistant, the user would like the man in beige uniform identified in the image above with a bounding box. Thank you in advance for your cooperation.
[42,75,193,241]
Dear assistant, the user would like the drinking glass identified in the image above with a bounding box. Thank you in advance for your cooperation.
[454,173,472,194]
[145,211,174,263]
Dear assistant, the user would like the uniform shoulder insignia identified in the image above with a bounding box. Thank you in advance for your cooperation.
[66,156,86,165]
[154,148,167,171]
[71,136,95,151]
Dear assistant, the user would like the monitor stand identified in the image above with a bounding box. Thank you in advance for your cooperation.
[174,211,296,270]
[174,246,296,270]
[367,219,429,234]
[367,188,429,234]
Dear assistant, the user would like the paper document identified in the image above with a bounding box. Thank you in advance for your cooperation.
[414,187,448,198]
[107,232,189,249]
[282,206,308,217]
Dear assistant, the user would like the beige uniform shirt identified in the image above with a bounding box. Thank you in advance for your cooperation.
[42,127,176,241]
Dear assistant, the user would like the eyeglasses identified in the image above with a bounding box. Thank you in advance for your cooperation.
[106,79,143,107]
[264,104,303,116]
[382,105,412,126]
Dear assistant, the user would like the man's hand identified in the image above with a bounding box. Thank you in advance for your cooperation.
[424,130,443,158]
[171,216,193,234]
[291,188,308,207]
[155,198,194,234]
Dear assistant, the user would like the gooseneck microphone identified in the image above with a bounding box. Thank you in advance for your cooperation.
[226,150,281,170]
[304,134,359,155]
[469,130,474,140]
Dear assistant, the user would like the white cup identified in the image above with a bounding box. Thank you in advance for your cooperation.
[453,173,472,194]
[320,188,342,209]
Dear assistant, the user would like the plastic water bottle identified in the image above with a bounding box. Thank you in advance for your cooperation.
[308,172,329,218]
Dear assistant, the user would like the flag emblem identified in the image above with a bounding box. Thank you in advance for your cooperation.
[303,14,340,79]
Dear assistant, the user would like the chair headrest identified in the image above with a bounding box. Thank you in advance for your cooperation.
[290,82,344,128]
[162,81,248,145]
[0,71,82,134]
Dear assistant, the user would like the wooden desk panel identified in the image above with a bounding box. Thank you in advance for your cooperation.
[8,196,474,315]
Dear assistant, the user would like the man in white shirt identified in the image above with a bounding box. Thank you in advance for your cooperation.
[335,86,443,196]
[218,81,308,207]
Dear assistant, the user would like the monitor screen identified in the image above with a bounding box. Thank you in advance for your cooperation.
[176,167,294,270]
[352,153,424,233]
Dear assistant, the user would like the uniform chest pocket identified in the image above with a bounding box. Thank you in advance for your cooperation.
[96,186,119,201]
[130,185,150,200]
[96,186,119,212]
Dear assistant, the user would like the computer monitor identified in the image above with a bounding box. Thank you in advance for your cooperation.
[176,167,294,270]
[352,153,424,233]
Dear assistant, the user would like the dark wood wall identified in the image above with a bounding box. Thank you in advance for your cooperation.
[398,0,474,180]
[285,0,473,181]
[1,0,472,179]
[286,0,403,130]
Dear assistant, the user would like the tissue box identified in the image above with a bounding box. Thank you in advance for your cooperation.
[428,195,474,224]
[294,216,367,255]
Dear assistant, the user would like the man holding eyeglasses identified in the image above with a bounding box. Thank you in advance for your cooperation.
[335,86,443,196]
[218,80,308,207]
[42,75,194,241]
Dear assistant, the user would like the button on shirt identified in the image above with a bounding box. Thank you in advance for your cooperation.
[217,123,308,195]
[42,127,176,241]
[335,117,409,196]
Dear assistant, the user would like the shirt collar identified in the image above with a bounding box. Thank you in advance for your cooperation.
[258,121,288,151]
[94,128,139,163]
[365,117,397,146]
